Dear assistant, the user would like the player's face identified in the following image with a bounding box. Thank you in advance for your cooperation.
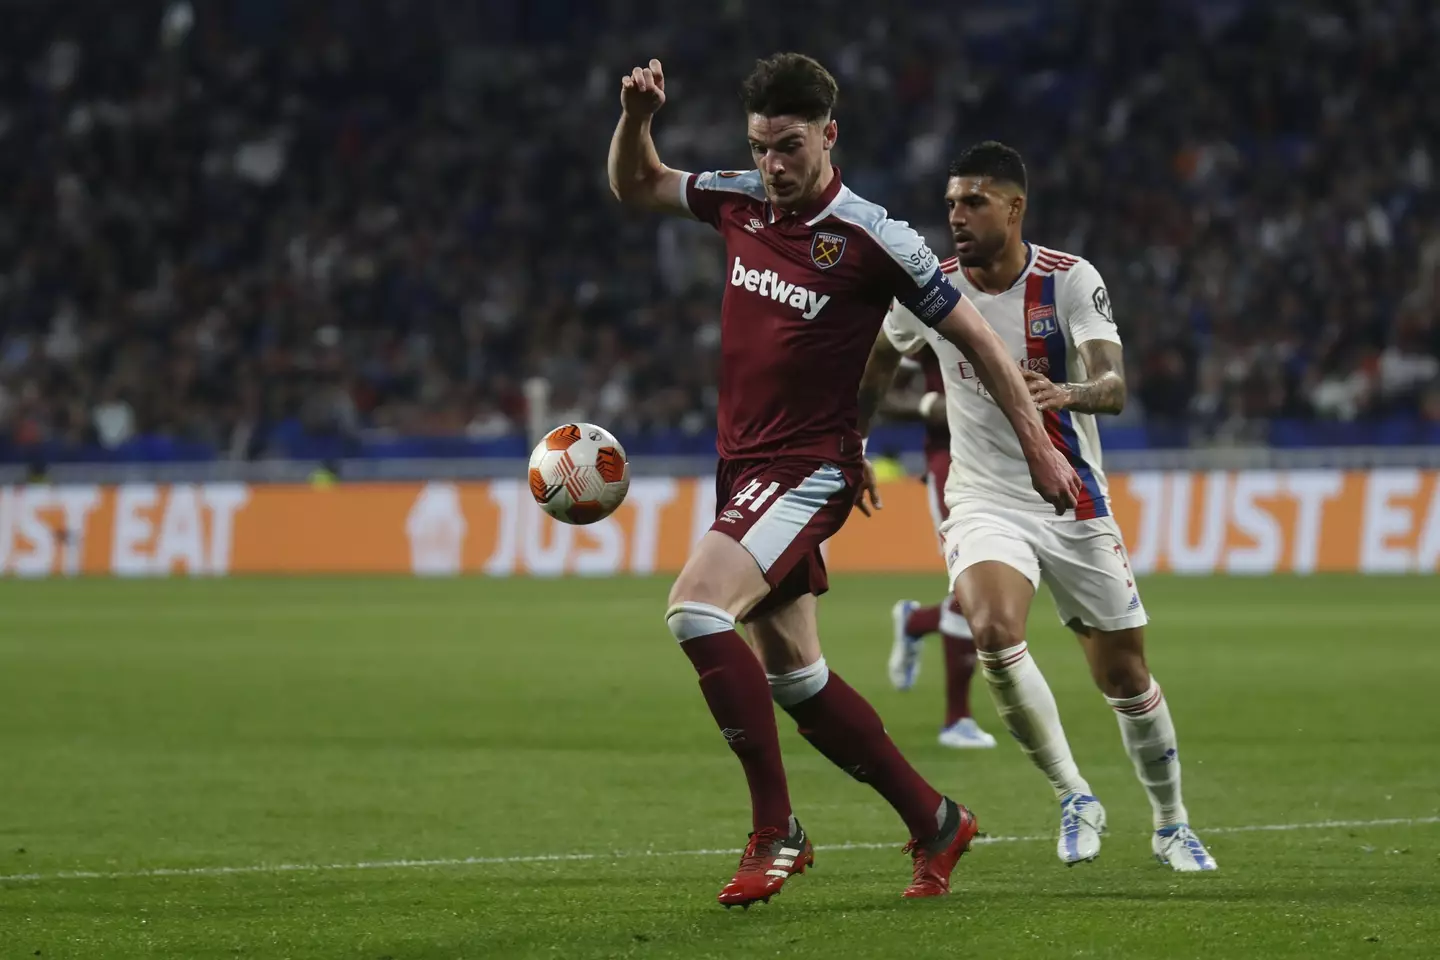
[747,114,835,210]
[945,176,1021,267]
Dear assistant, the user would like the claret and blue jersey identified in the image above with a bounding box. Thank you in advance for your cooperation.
[681,167,962,464]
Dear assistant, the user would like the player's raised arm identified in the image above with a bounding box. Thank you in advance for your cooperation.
[932,298,1082,514]
[607,59,689,215]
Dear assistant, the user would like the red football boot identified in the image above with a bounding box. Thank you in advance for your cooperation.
[717,818,813,908]
[902,798,979,898]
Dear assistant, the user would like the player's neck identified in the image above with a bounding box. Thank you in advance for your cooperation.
[777,162,835,218]
[966,239,1030,295]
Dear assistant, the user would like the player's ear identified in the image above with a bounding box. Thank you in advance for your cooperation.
[822,118,837,151]
[1010,193,1026,226]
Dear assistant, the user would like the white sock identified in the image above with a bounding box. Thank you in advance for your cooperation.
[979,643,1090,799]
[1106,679,1188,829]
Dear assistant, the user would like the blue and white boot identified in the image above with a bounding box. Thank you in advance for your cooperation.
[1057,793,1106,865]
[888,600,924,691]
[937,717,997,749]
[1153,824,1218,872]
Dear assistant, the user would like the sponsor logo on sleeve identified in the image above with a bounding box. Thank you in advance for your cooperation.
[905,241,937,273]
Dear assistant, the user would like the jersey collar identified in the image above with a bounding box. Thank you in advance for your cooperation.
[962,242,1036,293]
[768,166,844,225]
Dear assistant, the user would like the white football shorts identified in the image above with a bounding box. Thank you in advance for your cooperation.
[940,501,1148,632]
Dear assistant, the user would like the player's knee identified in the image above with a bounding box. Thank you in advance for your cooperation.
[1088,637,1150,698]
[668,533,766,613]
[668,565,727,610]
[966,608,1025,653]
[768,656,829,708]
[1093,658,1150,699]
[664,601,737,643]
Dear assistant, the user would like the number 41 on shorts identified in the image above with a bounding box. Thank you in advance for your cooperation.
[733,479,780,512]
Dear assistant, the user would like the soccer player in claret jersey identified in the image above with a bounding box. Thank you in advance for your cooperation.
[607,57,1083,906]
[880,349,996,750]
[858,141,1217,872]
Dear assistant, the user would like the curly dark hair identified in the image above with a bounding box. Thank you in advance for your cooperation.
[740,53,838,121]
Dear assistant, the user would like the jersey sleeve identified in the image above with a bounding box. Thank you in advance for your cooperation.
[882,300,929,357]
[869,217,964,327]
[1059,260,1122,346]
[680,169,767,229]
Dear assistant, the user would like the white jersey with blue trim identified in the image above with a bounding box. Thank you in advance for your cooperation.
[882,244,1121,519]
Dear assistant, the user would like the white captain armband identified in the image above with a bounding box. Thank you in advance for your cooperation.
[896,269,962,327]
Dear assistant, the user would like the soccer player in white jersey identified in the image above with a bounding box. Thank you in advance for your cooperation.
[857,141,1217,872]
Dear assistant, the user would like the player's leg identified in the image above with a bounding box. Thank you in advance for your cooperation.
[752,594,978,898]
[937,597,995,748]
[1043,520,1216,872]
[664,462,803,907]
[948,510,1102,864]
[673,458,888,905]
[668,530,789,832]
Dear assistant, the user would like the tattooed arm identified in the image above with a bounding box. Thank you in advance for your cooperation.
[1022,340,1127,415]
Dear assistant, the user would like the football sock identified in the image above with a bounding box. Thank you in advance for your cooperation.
[903,603,941,637]
[1106,679,1188,829]
[773,664,946,841]
[940,598,977,725]
[979,642,1091,798]
[667,602,792,832]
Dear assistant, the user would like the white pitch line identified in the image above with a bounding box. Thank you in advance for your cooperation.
[1,815,1435,885]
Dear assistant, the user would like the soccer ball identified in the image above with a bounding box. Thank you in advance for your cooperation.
[527,423,631,525]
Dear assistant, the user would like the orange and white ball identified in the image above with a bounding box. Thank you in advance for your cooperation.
[527,423,631,525]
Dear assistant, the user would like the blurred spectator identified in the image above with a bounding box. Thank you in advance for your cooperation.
[92,385,136,449]
[0,0,1435,461]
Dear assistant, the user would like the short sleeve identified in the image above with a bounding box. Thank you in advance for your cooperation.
[883,300,929,357]
[1059,260,1121,347]
[681,169,767,229]
[869,217,963,326]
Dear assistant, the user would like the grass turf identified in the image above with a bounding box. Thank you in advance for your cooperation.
[0,574,1437,959]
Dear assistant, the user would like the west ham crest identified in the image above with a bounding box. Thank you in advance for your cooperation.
[810,232,846,270]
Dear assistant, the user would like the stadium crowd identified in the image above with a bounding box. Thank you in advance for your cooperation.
[0,0,1437,459]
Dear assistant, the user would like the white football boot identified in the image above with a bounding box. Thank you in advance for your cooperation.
[1057,793,1106,865]
[937,717,998,749]
[1153,824,1218,872]
[888,600,924,691]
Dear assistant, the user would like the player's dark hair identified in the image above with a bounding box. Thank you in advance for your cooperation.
[740,53,838,122]
[949,141,1028,191]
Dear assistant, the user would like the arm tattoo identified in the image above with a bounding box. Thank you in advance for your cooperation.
[1065,340,1127,415]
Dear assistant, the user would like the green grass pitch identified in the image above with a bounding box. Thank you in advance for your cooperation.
[1,574,1437,959]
